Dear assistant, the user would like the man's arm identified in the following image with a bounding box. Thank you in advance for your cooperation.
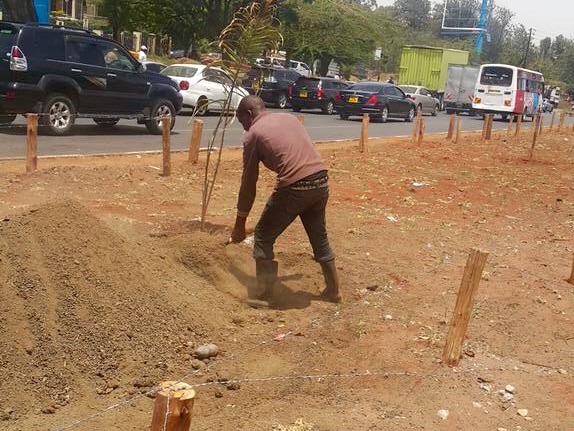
[230,137,259,243]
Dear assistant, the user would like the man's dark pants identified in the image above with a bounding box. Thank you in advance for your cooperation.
[253,179,334,263]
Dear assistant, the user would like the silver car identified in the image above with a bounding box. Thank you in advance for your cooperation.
[399,85,440,116]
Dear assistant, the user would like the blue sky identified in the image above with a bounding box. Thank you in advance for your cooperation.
[375,0,572,42]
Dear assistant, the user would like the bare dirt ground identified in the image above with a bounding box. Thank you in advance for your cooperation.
[0,124,573,431]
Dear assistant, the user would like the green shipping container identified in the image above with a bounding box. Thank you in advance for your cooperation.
[399,45,469,93]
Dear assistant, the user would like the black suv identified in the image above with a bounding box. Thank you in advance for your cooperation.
[242,66,300,109]
[290,76,349,115]
[0,22,183,135]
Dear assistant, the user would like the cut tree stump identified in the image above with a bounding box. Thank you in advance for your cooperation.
[150,381,196,431]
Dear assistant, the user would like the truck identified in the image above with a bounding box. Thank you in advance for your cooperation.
[443,65,480,116]
[398,45,470,110]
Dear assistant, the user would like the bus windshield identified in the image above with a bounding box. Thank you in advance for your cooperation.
[480,66,513,87]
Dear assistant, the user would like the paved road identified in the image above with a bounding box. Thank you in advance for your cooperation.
[0,109,561,159]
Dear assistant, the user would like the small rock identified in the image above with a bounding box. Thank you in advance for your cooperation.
[480,383,492,392]
[497,428,507,431]
[193,343,219,360]
[226,381,240,391]
[472,401,482,409]
[366,284,379,291]
[535,296,546,304]
[502,393,514,402]
[505,384,515,394]
[41,407,56,414]
[384,314,393,320]
[558,369,567,375]
[437,409,449,420]
[517,409,528,417]
[214,389,223,398]
[190,359,204,370]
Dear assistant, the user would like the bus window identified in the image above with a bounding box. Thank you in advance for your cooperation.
[480,66,513,86]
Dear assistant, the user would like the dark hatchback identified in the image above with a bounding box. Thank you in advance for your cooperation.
[335,82,416,122]
[290,76,349,115]
[242,66,301,109]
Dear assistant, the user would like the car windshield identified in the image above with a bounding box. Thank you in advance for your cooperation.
[400,86,417,93]
[295,78,320,89]
[161,65,198,78]
[349,83,383,92]
[480,66,513,86]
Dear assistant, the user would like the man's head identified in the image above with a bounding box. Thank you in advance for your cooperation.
[141,45,148,52]
[236,95,266,131]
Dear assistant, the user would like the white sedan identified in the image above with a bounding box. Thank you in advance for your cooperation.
[399,85,440,116]
[161,64,248,115]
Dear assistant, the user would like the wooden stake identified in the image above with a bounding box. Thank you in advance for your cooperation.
[559,112,565,132]
[162,116,171,177]
[446,114,455,140]
[417,117,425,145]
[481,115,488,140]
[549,111,556,130]
[453,118,462,144]
[568,255,574,285]
[529,112,540,161]
[538,115,544,136]
[297,114,304,124]
[188,119,204,164]
[442,249,488,366]
[359,113,369,153]
[26,113,38,174]
[515,114,522,136]
[150,381,195,431]
[506,114,514,137]
[485,114,493,140]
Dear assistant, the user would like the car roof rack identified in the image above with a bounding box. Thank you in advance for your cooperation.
[23,21,95,35]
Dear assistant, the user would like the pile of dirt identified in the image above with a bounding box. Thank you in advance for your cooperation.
[0,200,247,419]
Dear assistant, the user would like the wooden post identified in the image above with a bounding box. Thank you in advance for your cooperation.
[412,112,421,143]
[446,114,455,140]
[453,118,462,144]
[150,381,196,431]
[162,116,171,177]
[417,117,425,145]
[538,115,544,136]
[442,249,488,366]
[481,115,488,140]
[529,113,540,161]
[188,119,204,164]
[515,114,522,136]
[559,112,565,132]
[26,113,38,174]
[549,111,556,130]
[485,114,493,140]
[359,113,369,153]
[506,114,514,137]
[568,255,574,285]
[297,114,304,124]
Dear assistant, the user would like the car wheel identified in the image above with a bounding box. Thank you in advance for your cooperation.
[322,100,335,115]
[276,92,288,109]
[292,106,301,112]
[93,117,120,126]
[145,99,176,135]
[405,106,415,122]
[42,93,76,135]
[380,106,389,123]
[339,114,349,120]
[432,104,439,116]
[195,98,209,116]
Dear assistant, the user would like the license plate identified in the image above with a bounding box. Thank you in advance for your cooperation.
[348,96,358,103]
[299,91,308,98]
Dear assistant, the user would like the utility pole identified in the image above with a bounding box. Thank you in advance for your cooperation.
[522,28,534,67]
[473,0,490,64]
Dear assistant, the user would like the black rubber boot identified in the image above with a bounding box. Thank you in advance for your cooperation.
[319,259,342,303]
[247,259,278,308]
